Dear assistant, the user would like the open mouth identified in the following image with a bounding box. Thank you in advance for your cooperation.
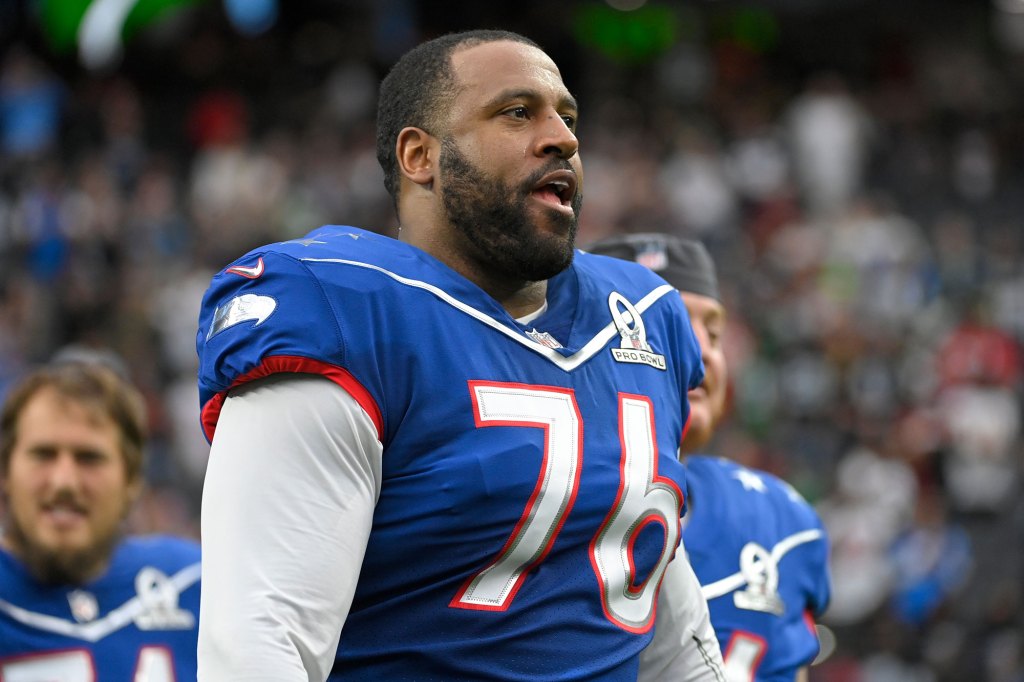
[531,170,577,212]
[41,502,88,528]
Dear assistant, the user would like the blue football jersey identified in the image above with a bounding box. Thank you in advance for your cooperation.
[196,226,705,681]
[683,456,831,682]
[0,535,201,681]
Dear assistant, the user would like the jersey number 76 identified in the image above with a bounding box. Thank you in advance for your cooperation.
[450,381,683,634]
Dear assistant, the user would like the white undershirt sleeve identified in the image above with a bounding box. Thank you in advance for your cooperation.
[638,539,727,682]
[197,373,383,682]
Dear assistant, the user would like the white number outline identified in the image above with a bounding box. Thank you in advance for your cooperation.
[722,630,767,682]
[590,393,683,632]
[451,382,583,611]
[0,645,177,682]
[450,383,683,635]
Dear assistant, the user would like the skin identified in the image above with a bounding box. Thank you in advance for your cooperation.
[394,40,582,318]
[679,291,728,454]
[1,387,140,585]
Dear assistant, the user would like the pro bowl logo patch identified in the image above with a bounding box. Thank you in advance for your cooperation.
[733,542,785,615]
[133,567,196,630]
[608,292,666,370]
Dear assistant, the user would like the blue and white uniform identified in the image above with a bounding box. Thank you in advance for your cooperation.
[196,226,722,681]
[0,536,201,681]
[683,456,831,682]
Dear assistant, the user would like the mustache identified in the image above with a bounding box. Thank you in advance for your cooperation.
[522,160,577,189]
[43,491,87,513]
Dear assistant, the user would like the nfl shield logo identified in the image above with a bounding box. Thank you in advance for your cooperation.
[68,590,99,623]
[636,245,668,272]
[525,329,563,349]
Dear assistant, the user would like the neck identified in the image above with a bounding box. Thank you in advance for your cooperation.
[494,280,548,319]
[400,221,550,318]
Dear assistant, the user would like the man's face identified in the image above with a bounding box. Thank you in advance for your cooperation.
[1,388,138,584]
[440,40,583,282]
[680,292,728,453]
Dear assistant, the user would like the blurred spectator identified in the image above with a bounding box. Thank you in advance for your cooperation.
[888,486,973,627]
[818,444,918,627]
[785,72,874,218]
[0,46,65,161]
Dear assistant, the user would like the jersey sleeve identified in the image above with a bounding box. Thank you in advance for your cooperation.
[196,249,381,442]
[638,541,726,682]
[198,373,382,681]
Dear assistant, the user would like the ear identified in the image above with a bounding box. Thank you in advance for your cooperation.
[396,126,437,189]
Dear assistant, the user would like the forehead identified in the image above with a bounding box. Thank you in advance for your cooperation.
[449,40,571,109]
[15,388,117,442]
[680,292,725,320]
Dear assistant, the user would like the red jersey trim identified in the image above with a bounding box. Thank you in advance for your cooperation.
[200,355,383,442]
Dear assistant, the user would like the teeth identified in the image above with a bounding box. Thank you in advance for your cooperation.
[547,181,569,201]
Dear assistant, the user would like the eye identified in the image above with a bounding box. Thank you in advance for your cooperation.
[504,106,530,119]
[706,324,724,348]
[560,114,577,130]
[75,449,109,466]
[29,446,57,462]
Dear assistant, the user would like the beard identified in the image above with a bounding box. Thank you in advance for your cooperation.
[4,510,121,586]
[439,138,583,283]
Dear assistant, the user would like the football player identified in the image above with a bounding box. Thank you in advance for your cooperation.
[588,234,832,682]
[0,361,200,680]
[196,29,725,681]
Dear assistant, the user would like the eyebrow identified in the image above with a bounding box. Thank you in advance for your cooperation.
[482,88,579,114]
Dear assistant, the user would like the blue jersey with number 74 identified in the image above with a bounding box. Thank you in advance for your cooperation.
[0,536,200,681]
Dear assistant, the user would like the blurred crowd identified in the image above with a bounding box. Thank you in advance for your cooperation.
[1,2,1022,680]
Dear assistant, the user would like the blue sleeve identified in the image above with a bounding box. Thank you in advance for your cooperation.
[195,250,348,440]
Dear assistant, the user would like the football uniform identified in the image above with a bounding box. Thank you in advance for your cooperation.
[683,456,831,682]
[197,226,706,680]
[0,536,201,681]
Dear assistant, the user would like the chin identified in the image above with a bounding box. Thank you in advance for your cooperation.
[682,410,714,452]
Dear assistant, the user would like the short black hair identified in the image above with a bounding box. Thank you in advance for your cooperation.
[375,29,541,212]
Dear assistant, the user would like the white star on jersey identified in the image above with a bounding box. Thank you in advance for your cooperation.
[732,469,767,492]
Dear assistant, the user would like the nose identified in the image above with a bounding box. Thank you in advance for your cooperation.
[47,452,82,491]
[536,113,578,160]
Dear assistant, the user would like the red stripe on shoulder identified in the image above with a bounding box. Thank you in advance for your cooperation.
[200,355,383,442]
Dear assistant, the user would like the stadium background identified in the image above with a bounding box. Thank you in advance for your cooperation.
[1,1,1023,679]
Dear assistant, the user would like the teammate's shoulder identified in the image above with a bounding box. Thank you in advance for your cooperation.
[685,454,744,480]
[690,456,820,514]
[117,534,202,568]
